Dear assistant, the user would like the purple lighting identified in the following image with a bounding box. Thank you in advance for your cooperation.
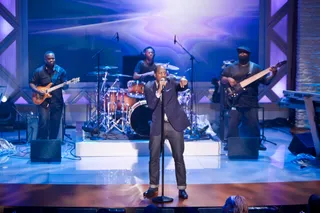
[0,0,16,16]
[0,41,16,78]
[76,96,89,105]
[271,0,287,17]
[273,15,288,43]
[270,41,287,67]
[259,95,271,103]
[15,96,28,105]
[272,75,287,98]
[0,16,13,42]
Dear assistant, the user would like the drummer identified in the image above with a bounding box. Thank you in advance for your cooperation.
[133,46,157,83]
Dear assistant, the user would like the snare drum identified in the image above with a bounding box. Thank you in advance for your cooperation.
[127,80,145,99]
[128,100,152,137]
[105,88,136,113]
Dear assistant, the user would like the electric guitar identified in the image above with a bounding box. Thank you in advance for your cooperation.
[32,77,80,105]
[226,60,287,106]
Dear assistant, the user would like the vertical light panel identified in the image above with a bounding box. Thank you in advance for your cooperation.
[259,0,289,103]
[0,0,18,101]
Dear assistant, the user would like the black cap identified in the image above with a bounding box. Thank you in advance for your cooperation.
[237,46,251,54]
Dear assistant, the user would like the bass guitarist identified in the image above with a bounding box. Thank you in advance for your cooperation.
[221,46,277,151]
[29,51,69,140]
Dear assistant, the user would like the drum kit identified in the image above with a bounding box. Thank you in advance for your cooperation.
[86,64,192,138]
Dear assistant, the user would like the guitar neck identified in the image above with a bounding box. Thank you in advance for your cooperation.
[239,68,270,88]
[48,82,67,93]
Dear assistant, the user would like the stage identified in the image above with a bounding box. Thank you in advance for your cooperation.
[0,128,320,211]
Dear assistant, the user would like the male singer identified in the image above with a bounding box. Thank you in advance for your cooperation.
[143,65,190,199]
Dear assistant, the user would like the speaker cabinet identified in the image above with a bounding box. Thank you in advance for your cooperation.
[228,137,259,159]
[31,139,62,162]
[288,132,316,156]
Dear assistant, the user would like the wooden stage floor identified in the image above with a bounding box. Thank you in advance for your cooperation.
[0,181,320,208]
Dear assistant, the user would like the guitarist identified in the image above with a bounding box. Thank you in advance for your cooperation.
[220,46,277,151]
[29,51,69,140]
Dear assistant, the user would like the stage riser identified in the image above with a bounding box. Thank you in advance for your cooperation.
[76,140,221,157]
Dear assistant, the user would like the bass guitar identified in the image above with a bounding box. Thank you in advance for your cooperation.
[32,77,80,105]
[226,60,287,106]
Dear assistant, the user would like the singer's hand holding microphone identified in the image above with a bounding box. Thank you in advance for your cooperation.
[158,78,167,93]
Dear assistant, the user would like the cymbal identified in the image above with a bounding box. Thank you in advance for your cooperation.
[87,71,108,76]
[169,74,184,80]
[108,74,132,78]
[94,65,118,70]
[155,63,179,71]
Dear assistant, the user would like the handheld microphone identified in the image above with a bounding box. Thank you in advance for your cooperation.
[160,77,166,89]
[116,32,119,42]
[174,35,177,44]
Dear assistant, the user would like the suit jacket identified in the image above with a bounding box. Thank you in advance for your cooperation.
[144,78,191,136]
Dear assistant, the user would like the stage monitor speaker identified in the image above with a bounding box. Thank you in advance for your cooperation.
[228,137,259,159]
[288,132,316,156]
[30,139,61,162]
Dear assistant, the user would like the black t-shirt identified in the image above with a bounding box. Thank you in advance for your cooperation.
[221,61,267,107]
[30,64,67,106]
[134,60,157,83]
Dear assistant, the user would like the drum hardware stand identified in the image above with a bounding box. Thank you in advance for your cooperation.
[174,35,200,137]
[105,104,128,134]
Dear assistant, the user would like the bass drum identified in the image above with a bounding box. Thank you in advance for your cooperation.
[129,100,152,137]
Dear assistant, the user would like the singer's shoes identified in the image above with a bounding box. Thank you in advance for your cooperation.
[179,190,188,199]
[143,187,158,198]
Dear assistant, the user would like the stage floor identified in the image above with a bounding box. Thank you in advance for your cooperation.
[0,128,320,208]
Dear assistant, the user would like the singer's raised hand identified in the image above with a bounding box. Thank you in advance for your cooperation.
[180,77,188,88]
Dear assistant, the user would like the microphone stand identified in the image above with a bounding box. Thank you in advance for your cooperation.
[9,105,27,144]
[91,49,104,140]
[152,86,173,203]
[174,36,199,136]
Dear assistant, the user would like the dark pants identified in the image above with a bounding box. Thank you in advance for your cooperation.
[227,107,260,138]
[37,103,63,140]
[149,122,186,190]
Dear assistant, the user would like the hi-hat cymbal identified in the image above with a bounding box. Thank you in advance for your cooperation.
[94,65,118,70]
[108,74,132,78]
[155,63,179,71]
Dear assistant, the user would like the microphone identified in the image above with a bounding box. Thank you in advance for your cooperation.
[174,35,177,44]
[116,32,119,42]
[160,77,167,89]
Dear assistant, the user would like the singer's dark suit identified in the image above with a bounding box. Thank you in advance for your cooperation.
[144,77,190,189]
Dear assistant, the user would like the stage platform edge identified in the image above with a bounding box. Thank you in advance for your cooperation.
[76,139,221,157]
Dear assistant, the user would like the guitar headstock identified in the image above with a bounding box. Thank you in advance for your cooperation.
[70,77,80,84]
[275,60,287,68]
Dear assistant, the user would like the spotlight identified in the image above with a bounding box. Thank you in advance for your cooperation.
[1,95,7,103]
